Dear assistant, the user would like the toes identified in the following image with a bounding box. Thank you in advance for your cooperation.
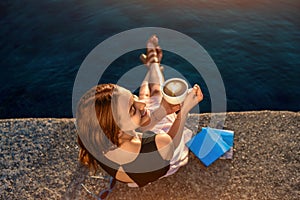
[147,35,159,50]
[149,35,158,46]
[147,36,158,49]
[145,35,161,65]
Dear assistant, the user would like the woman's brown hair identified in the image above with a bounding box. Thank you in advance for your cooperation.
[76,83,120,173]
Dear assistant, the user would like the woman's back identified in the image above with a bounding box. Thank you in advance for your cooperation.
[99,131,172,187]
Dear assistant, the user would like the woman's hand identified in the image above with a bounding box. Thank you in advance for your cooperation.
[141,98,180,131]
[181,84,203,114]
[160,98,181,115]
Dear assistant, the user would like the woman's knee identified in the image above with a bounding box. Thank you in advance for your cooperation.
[139,92,150,99]
[150,89,162,97]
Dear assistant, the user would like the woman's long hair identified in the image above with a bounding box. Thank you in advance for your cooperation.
[76,83,120,173]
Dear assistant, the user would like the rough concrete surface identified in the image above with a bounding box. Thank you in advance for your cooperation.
[0,111,299,199]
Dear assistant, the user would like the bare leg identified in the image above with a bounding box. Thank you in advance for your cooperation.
[139,35,165,99]
[139,72,150,100]
[148,62,164,97]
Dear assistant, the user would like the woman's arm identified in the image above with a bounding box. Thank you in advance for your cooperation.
[167,84,203,148]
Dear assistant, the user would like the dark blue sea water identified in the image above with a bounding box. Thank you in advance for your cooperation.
[0,0,299,118]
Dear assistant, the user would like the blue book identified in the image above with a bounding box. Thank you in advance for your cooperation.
[186,127,234,167]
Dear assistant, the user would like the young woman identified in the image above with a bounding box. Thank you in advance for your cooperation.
[76,35,203,187]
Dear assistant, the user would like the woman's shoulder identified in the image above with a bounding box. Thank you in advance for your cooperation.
[154,133,174,160]
[142,131,172,149]
[155,133,172,147]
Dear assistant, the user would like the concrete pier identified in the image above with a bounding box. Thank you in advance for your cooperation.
[0,111,299,199]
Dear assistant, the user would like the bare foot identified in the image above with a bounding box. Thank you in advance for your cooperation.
[140,35,163,71]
